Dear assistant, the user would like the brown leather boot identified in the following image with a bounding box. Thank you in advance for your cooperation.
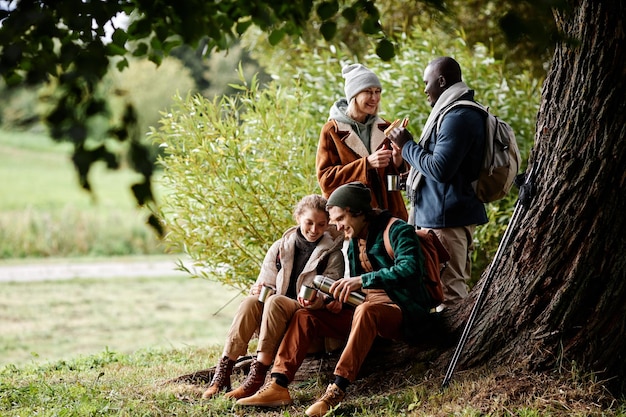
[235,378,292,407]
[201,356,235,399]
[224,358,270,399]
[305,383,345,417]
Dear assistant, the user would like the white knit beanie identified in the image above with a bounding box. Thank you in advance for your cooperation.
[342,64,382,101]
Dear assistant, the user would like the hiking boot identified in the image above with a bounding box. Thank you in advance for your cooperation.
[224,358,270,400]
[201,356,235,399]
[305,383,345,417]
[235,378,292,407]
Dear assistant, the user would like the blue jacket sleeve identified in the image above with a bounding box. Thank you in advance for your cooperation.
[402,109,481,183]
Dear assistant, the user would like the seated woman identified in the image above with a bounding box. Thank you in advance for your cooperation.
[202,194,345,400]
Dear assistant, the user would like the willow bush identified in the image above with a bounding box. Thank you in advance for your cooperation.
[152,76,320,287]
[154,26,541,289]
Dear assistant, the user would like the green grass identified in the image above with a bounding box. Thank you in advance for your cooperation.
[0,267,243,367]
[0,128,143,211]
[1,347,624,416]
[1,262,624,416]
[0,128,166,258]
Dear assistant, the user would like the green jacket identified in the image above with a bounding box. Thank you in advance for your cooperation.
[347,210,432,343]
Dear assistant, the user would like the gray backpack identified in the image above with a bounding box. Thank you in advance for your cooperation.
[438,100,521,203]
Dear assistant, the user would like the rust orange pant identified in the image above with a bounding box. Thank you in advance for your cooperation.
[272,301,403,382]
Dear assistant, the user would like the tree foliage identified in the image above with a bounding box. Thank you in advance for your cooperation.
[153,27,540,289]
[0,0,449,236]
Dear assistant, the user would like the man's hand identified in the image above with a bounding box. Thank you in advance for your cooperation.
[388,140,404,168]
[388,127,414,149]
[329,276,363,304]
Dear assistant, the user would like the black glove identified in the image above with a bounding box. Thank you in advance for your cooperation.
[388,127,414,149]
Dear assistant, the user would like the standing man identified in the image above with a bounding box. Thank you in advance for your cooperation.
[388,56,488,306]
[235,182,434,417]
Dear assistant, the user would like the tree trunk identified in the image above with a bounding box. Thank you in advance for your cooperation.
[453,0,626,393]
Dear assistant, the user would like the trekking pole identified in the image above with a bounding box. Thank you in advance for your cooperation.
[213,291,241,316]
[441,156,541,389]
[441,202,521,388]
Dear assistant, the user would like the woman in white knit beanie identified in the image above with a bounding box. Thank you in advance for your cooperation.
[315,63,409,221]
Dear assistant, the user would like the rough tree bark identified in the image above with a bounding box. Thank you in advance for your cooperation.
[452,0,626,393]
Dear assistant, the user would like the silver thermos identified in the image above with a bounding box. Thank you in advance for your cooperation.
[313,275,365,307]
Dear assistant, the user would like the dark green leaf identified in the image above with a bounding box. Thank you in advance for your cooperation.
[71,147,96,191]
[111,28,128,46]
[131,180,153,206]
[317,1,339,21]
[129,141,153,178]
[132,42,148,57]
[4,71,24,86]
[116,57,129,71]
[320,21,337,41]
[106,43,127,56]
[149,52,163,66]
[361,16,381,35]
[268,28,286,45]
[127,18,151,38]
[162,39,183,54]
[341,6,357,22]
[236,19,253,35]
[150,36,163,51]
[147,213,164,237]
[375,38,395,61]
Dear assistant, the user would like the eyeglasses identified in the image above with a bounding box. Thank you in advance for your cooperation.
[360,88,382,97]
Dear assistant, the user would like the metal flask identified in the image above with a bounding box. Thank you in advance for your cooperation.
[313,275,365,307]
[258,284,276,303]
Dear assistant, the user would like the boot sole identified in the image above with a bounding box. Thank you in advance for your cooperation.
[236,399,292,407]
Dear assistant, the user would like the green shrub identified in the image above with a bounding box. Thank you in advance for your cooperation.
[155,26,541,288]
[153,77,320,288]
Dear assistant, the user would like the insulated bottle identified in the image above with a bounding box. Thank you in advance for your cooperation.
[313,275,365,307]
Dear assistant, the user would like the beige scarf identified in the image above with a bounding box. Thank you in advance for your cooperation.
[405,82,471,224]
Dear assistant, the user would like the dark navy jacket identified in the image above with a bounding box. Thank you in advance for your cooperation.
[402,91,488,228]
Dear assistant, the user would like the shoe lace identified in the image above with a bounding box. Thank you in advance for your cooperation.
[255,380,275,394]
[321,385,343,405]
[240,361,261,390]
[210,357,231,387]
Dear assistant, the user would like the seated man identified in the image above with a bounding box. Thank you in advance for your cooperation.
[236,182,435,417]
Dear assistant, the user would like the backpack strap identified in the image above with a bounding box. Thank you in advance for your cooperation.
[383,217,400,259]
[436,100,487,132]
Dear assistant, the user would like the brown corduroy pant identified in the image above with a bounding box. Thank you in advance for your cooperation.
[223,294,301,359]
[272,299,403,382]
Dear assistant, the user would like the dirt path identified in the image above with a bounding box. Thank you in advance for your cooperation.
[0,256,192,282]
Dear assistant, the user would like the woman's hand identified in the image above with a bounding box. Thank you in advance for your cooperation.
[325,299,342,314]
[367,148,393,168]
[250,282,262,296]
[299,291,324,309]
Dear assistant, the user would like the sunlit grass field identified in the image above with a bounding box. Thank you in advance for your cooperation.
[0,268,243,367]
[0,128,166,258]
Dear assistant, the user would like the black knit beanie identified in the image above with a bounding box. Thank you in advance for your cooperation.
[326,182,372,213]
